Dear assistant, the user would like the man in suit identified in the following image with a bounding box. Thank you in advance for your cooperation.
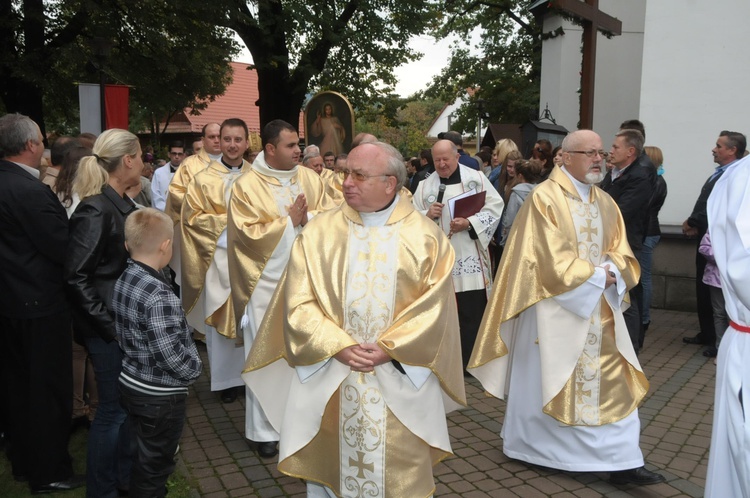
[600,128,653,353]
[0,113,83,493]
[682,130,746,357]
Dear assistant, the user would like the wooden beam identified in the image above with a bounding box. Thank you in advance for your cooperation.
[551,0,622,35]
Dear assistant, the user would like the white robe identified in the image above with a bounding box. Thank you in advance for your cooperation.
[412,164,503,294]
[706,154,750,498]
[479,171,644,471]
[242,162,308,442]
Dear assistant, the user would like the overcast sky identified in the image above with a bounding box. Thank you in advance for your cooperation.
[235,32,479,99]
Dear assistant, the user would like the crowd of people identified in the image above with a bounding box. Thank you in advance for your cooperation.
[1,110,748,498]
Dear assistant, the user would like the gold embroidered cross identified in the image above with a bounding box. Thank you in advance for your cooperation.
[575,381,592,405]
[579,219,598,243]
[349,451,374,478]
[358,242,387,273]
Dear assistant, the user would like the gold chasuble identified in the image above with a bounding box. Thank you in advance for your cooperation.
[165,148,213,225]
[180,160,249,339]
[243,195,466,498]
[226,154,338,329]
[468,166,648,426]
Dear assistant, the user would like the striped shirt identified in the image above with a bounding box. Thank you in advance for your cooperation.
[112,259,202,396]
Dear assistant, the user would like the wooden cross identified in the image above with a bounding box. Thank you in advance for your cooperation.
[349,451,374,479]
[579,218,598,242]
[550,0,622,129]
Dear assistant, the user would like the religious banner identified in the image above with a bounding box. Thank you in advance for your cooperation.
[105,84,130,130]
[304,91,354,155]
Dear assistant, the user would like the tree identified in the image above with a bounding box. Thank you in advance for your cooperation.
[0,0,237,142]
[356,96,445,156]
[215,0,441,128]
[424,0,551,134]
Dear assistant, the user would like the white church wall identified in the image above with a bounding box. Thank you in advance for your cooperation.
[538,15,581,132]
[639,0,750,225]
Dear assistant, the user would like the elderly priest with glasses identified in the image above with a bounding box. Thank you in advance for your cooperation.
[242,141,466,497]
[469,130,665,486]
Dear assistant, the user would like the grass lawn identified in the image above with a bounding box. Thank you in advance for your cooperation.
[0,427,195,497]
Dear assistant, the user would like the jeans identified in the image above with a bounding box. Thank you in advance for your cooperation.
[119,383,187,498]
[638,235,660,326]
[85,337,132,498]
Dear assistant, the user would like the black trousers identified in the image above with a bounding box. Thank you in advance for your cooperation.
[119,383,187,498]
[0,312,74,486]
[695,249,716,344]
[456,289,488,369]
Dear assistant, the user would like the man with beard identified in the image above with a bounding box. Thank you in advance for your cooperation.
[469,130,664,485]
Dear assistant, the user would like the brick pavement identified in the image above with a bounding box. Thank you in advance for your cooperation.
[178,308,714,497]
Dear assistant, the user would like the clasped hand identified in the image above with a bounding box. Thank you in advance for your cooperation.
[334,343,390,372]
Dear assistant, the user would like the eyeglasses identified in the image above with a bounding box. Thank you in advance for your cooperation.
[337,169,393,182]
[567,149,609,159]
[170,151,185,156]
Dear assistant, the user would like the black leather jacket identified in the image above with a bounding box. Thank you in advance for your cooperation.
[65,185,137,342]
[646,175,667,236]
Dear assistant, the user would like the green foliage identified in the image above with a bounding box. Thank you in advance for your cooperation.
[356,96,445,156]
[424,0,543,133]
[215,0,442,126]
[0,0,238,143]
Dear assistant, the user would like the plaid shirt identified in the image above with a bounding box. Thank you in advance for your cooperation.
[113,259,202,396]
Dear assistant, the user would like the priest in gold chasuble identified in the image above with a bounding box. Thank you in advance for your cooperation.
[243,142,466,498]
[227,120,337,457]
[469,130,664,485]
[180,119,249,395]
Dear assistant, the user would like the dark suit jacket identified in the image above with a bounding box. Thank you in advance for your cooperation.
[0,159,69,319]
[687,169,727,237]
[65,185,137,342]
[600,157,654,253]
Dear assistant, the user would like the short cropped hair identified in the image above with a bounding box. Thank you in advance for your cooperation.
[202,122,220,136]
[124,208,174,255]
[720,130,747,158]
[261,119,296,148]
[443,131,463,147]
[323,151,335,159]
[620,119,646,140]
[302,148,321,165]
[0,113,40,157]
[615,129,644,156]
[370,141,407,188]
[221,118,249,140]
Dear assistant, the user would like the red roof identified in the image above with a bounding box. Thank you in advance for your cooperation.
[165,62,304,138]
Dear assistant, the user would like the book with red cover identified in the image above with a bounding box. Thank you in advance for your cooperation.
[453,190,486,219]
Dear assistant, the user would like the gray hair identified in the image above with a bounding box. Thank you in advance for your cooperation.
[615,129,644,156]
[372,141,407,188]
[302,148,321,166]
[0,113,40,158]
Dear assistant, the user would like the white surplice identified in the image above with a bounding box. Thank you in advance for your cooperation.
[705,154,750,498]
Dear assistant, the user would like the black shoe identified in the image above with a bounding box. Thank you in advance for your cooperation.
[610,466,665,485]
[683,335,709,345]
[703,348,718,358]
[220,387,238,403]
[257,441,278,458]
[30,474,86,494]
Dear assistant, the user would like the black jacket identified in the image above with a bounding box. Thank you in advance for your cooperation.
[0,160,69,319]
[687,169,728,237]
[646,175,667,236]
[65,185,137,342]
[600,154,655,253]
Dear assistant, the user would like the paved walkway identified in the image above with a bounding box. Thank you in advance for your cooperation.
[178,308,715,497]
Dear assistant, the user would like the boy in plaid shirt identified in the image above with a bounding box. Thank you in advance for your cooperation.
[112,208,202,497]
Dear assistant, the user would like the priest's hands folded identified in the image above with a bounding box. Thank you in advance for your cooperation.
[335,343,391,372]
[288,193,308,227]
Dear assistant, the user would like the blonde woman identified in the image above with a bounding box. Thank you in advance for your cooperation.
[64,129,143,497]
[489,138,519,190]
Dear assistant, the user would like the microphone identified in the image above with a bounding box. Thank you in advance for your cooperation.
[436,183,446,204]
[434,184,446,222]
